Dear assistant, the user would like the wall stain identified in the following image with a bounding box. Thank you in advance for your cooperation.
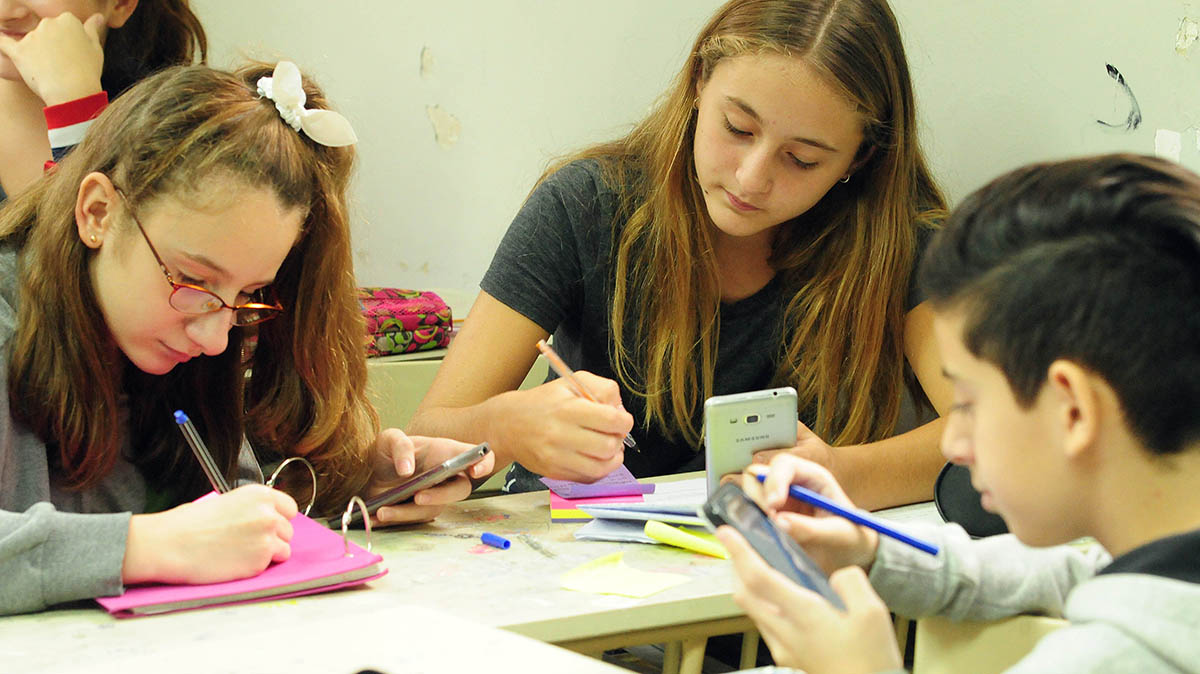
[1097,63,1142,131]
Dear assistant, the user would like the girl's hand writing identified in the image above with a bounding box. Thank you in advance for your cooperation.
[122,484,298,585]
[489,371,631,482]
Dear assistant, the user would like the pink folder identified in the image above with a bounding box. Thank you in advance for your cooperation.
[97,512,385,617]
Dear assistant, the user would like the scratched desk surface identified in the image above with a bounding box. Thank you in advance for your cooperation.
[361,474,738,644]
[0,474,737,672]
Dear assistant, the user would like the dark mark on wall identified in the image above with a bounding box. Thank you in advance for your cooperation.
[1097,63,1142,131]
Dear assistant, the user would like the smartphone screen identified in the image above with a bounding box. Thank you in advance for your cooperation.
[342,443,490,526]
[701,482,844,609]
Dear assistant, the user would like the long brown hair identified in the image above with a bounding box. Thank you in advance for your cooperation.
[102,0,208,95]
[544,0,944,447]
[1,63,376,514]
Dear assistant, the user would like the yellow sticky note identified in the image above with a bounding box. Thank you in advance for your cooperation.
[560,552,691,598]
[643,521,728,559]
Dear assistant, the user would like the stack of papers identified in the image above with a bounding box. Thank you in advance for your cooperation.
[570,477,726,558]
[543,465,655,523]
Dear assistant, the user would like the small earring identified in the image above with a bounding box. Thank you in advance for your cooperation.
[89,234,98,244]
[840,175,851,184]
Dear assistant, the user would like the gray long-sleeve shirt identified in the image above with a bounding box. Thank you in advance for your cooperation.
[869,522,1200,672]
[0,246,258,615]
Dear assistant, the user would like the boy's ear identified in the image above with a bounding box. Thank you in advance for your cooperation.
[1045,360,1101,462]
[76,172,120,248]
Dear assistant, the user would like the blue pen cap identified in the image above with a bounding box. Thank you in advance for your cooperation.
[481,532,510,549]
[173,410,190,424]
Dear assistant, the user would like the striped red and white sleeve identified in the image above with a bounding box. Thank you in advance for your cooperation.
[43,91,108,163]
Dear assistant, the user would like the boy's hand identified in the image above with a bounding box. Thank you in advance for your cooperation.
[717,526,902,674]
[745,454,879,574]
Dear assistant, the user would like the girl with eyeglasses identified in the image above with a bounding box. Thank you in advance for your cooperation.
[0,62,492,615]
[410,0,954,510]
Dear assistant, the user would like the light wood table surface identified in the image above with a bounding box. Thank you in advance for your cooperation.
[0,474,742,674]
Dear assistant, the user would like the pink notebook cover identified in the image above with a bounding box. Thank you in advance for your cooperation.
[97,511,385,618]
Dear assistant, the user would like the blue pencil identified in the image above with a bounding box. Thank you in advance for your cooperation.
[753,473,939,555]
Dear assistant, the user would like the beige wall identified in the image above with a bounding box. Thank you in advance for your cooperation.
[194,1,1199,298]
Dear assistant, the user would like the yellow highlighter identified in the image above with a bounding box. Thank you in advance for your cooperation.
[644,520,729,559]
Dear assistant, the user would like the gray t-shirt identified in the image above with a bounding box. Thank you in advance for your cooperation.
[481,159,928,491]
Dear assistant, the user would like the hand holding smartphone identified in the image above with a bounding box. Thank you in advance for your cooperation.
[343,442,491,526]
[700,482,844,609]
[703,387,798,496]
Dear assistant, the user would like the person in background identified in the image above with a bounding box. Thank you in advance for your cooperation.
[0,0,206,202]
[410,0,952,510]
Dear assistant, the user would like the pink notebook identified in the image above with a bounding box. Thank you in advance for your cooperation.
[97,512,386,617]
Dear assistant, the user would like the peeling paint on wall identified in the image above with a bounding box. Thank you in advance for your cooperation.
[1155,128,1182,162]
[420,46,435,79]
[1177,18,1199,54]
[426,105,461,148]
[1096,64,1142,131]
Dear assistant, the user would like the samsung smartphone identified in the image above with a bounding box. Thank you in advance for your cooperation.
[343,442,491,526]
[703,386,798,496]
[700,482,844,609]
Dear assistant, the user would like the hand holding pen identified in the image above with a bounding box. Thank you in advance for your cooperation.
[536,339,639,452]
[118,411,298,585]
[744,454,937,576]
[752,472,939,555]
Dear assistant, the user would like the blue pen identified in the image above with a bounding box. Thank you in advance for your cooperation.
[174,410,231,494]
[753,472,939,555]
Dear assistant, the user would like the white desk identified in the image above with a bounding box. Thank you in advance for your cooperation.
[0,476,740,674]
[0,476,946,674]
[0,602,627,674]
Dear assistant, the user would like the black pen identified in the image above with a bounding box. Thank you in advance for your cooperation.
[174,410,231,493]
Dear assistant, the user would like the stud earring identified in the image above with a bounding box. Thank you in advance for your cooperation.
[89,234,98,244]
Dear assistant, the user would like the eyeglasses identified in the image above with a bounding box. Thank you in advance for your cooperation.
[113,188,284,327]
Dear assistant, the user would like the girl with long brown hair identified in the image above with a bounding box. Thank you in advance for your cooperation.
[0,0,207,202]
[0,62,491,616]
[411,0,952,509]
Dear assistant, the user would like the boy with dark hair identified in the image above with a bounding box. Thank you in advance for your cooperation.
[718,153,1200,673]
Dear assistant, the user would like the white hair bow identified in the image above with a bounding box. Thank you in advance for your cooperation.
[256,61,358,147]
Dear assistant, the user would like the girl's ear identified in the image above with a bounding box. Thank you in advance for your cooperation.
[107,0,140,29]
[846,143,876,178]
[76,172,120,248]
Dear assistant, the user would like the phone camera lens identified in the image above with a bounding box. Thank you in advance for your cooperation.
[746,414,759,424]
